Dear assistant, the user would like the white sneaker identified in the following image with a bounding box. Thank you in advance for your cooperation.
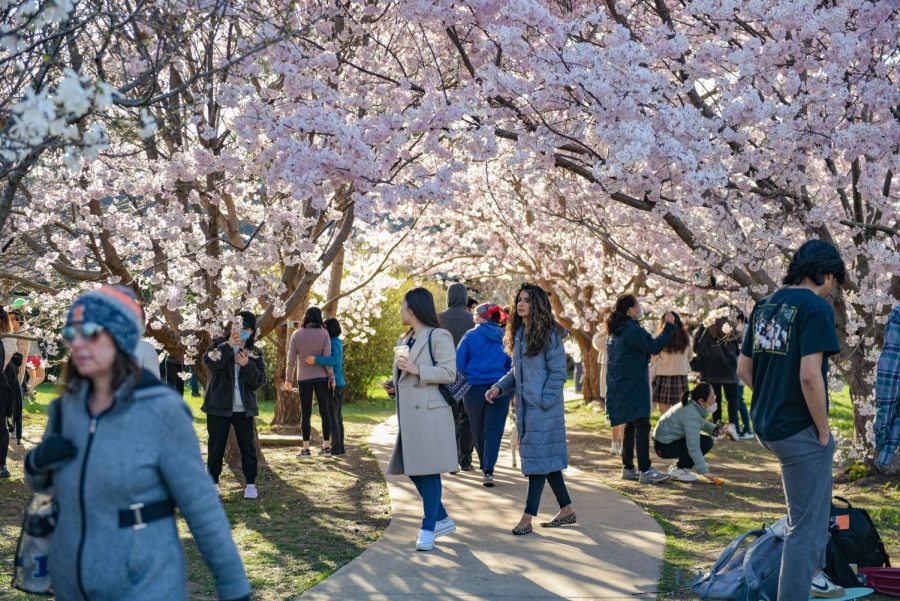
[434,517,456,539]
[415,529,435,551]
[667,466,698,482]
[244,484,258,499]
[810,572,844,598]
[726,424,740,441]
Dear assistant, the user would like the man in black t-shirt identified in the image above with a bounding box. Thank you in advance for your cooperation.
[737,240,846,600]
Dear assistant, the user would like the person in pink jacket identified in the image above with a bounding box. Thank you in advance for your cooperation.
[285,307,334,457]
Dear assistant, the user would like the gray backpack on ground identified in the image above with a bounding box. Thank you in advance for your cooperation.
[691,520,785,600]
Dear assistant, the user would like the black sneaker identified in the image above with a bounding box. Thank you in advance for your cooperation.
[319,447,332,457]
[0,465,10,478]
[296,449,312,459]
[461,464,475,472]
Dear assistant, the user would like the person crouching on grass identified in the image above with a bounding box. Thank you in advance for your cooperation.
[652,382,721,483]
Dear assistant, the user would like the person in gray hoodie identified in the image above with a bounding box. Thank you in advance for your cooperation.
[25,287,250,601]
[438,282,476,470]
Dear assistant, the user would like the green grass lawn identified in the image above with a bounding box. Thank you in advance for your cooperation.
[564,385,900,600]
[3,382,395,600]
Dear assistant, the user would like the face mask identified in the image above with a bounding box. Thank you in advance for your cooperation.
[239,330,251,342]
[706,402,718,416]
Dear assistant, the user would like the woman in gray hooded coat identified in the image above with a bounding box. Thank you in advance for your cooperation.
[488,283,575,536]
[25,287,250,601]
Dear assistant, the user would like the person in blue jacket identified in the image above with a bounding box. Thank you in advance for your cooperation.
[457,303,512,487]
[606,294,677,485]
[306,317,347,455]
[488,284,575,535]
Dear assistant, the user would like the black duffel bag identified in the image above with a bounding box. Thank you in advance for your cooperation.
[829,496,891,569]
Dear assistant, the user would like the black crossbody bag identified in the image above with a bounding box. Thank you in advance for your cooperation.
[426,329,469,407]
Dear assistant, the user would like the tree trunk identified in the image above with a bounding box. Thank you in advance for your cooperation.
[574,336,600,405]
[323,247,344,318]
[581,344,600,405]
[272,322,301,429]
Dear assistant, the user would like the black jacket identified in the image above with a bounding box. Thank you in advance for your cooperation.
[0,345,23,418]
[694,327,739,384]
[201,337,266,417]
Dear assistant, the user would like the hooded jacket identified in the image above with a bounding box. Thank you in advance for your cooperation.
[456,322,512,385]
[201,337,266,417]
[606,318,675,426]
[25,372,251,601]
[694,327,739,384]
[437,283,474,347]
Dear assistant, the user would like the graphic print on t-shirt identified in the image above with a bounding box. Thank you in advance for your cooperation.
[752,303,797,356]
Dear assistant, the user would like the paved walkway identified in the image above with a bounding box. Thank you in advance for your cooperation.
[300,415,664,600]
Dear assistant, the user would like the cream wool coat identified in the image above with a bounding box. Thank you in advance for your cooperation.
[386,327,459,476]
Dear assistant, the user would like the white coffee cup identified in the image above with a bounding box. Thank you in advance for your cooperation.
[393,345,410,361]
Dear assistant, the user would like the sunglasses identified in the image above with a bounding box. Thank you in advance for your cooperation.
[61,322,105,343]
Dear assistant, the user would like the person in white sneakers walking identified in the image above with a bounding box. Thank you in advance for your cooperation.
[386,288,459,552]
[652,382,720,483]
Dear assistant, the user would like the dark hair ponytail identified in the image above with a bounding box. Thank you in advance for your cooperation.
[606,294,637,335]
[682,382,713,406]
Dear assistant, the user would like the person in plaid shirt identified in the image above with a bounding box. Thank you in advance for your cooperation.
[875,304,900,469]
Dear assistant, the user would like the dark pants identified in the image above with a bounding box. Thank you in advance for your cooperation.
[190,372,201,397]
[207,412,257,485]
[12,386,22,443]
[0,412,8,467]
[463,384,510,475]
[710,383,740,427]
[299,379,331,443]
[524,471,572,516]
[162,358,185,396]
[453,401,474,468]
[330,386,346,453]
[409,474,448,531]
[622,417,652,472]
[654,435,714,469]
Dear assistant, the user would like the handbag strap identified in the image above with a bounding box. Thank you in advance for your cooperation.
[426,328,436,367]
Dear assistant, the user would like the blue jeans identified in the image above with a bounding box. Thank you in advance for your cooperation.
[736,384,751,434]
[409,474,448,532]
[463,384,511,475]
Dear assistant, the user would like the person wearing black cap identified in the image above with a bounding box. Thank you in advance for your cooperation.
[737,240,846,600]
[202,310,267,499]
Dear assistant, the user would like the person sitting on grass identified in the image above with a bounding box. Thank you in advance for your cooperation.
[652,382,721,483]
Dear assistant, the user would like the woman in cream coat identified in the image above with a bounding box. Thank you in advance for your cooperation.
[386,287,459,552]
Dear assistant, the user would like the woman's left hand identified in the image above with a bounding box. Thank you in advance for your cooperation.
[397,356,419,375]
[234,349,249,366]
[304,356,316,365]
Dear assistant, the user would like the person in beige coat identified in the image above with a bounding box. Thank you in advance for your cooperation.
[386,287,459,552]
